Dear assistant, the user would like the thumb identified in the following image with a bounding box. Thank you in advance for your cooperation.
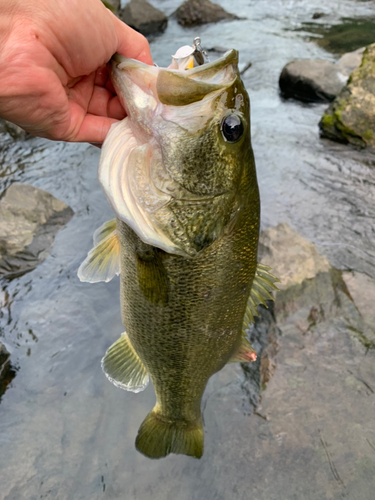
[111,13,153,65]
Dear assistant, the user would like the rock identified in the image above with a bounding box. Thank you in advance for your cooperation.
[175,0,239,27]
[319,43,375,148]
[312,12,325,19]
[202,225,375,498]
[279,48,364,103]
[279,59,345,102]
[119,0,168,36]
[0,119,32,140]
[258,223,375,351]
[258,222,330,290]
[336,47,365,76]
[0,342,15,400]
[342,271,375,347]
[0,183,74,278]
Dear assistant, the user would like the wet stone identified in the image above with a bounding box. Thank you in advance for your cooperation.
[0,119,32,141]
[342,271,375,347]
[201,224,375,499]
[119,0,168,36]
[320,43,375,148]
[279,48,364,103]
[258,222,330,290]
[175,0,239,27]
[0,342,15,400]
[0,183,74,279]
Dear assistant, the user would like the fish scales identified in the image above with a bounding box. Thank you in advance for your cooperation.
[78,41,278,459]
[117,166,259,420]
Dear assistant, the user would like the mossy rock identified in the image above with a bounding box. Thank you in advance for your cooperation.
[319,43,375,148]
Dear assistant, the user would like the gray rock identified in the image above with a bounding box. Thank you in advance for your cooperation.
[175,0,239,27]
[0,119,32,140]
[312,12,325,19]
[201,224,375,498]
[320,43,375,148]
[336,47,365,77]
[0,183,74,278]
[342,271,375,347]
[0,342,15,400]
[279,48,364,103]
[258,222,330,290]
[119,0,168,36]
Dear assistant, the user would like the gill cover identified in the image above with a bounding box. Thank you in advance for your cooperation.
[98,48,239,257]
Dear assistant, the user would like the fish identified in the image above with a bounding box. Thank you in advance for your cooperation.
[78,40,279,459]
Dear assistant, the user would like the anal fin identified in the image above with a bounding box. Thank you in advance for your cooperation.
[101,333,149,393]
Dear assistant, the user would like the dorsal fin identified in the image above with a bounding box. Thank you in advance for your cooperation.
[78,219,120,283]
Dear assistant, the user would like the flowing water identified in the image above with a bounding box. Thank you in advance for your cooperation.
[0,1,375,498]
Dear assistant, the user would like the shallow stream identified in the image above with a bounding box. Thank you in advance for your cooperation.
[0,1,374,498]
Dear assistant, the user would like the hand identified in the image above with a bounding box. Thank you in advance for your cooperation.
[0,0,153,143]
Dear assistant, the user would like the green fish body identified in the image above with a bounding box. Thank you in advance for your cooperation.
[78,46,278,459]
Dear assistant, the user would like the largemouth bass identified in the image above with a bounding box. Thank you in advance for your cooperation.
[78,40,278,459]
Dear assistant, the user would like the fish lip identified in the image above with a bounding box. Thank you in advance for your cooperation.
[110,49,238,76]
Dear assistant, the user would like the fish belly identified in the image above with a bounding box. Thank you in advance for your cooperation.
[117,213,257,421]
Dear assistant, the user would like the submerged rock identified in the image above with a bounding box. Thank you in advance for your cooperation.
[119,0,168,36]
[258,222,375,350]
[175,0,239,27]
[0,183,74,279]
[319,43,375,147]
[203,223,375,497]
[0,342,15,400]
[0,119,32,141]
[279,48,364,102]
[342,271,375,348]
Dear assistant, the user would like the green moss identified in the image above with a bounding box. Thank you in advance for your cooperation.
[363,129,374,141]
[321,113,335,127]
[294,18,375,54]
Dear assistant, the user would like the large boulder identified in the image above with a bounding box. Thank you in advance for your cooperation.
[119,0,168,36]
[0,183,74,278]
[258,223,375,351]
[279,48,364,102]
[319,43,375,147]
[175,0,239,27]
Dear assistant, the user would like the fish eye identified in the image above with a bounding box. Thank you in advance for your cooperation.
[221,114,244,143]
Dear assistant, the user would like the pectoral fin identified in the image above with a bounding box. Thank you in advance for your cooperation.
[229,337,257,363]
[230,264,279,365]
[77,220,120,283]
[101,333,149,393]
[242,263,280,330]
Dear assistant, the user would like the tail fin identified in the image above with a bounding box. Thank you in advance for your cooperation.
[135,409,204,459]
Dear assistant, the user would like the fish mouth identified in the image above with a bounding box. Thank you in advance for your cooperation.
[110,49,239,117]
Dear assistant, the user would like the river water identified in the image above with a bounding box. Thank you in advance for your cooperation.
[0,0,374,499]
